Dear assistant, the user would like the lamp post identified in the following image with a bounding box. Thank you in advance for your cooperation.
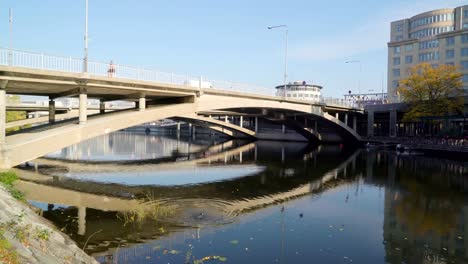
[345,60,361,95]
[8,8,13,65]
[268,25,288,98]
[83,0,89,73]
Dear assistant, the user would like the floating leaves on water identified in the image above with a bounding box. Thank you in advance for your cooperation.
[339,228,344,231]
[195,255,228,263]
[443,247,447,251]
[158,227,165,233]
[153,245,161,250]
[458,236,463,240]
[245,247,249,251]
[229,240,239,244]
[169,249,181,255]
[329,225,334,228]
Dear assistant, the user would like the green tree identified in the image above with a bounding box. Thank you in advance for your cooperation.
[397,63,464,123]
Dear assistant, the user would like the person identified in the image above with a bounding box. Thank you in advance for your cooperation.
[108,60,115,77]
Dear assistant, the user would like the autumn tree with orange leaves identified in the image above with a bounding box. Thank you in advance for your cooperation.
[397,63,464,123]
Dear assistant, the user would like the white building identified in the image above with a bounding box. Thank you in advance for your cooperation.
[275,81,322,102]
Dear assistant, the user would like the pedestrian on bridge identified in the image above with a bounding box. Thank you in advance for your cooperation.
[108,60,115,77]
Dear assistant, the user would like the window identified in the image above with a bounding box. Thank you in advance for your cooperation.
[394,46,400,53]
[463,74,468,82]
[392,80,399,88]
[395,35,403,41]
[392,69,400,77]
[431,64,439,68]
[462,48,468,56]
[405,55,413,64]
[405,44,413,52]
[446,62,455,66]
[393,57,401,65]
[462,34,468,43]
[446,49,455,59]
[396,24,403,32]
[419,51,439,62]
[464,10,468,18]
[461,61,468,69]
[446,36,455,46]
[464,23,468,29]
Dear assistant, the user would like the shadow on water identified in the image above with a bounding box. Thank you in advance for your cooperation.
[13,132,468,264]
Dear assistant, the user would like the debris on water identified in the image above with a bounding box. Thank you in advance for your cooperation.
[153,245,162,250]
[250,237,254,240]
[245,247,249,251]
[299,213,303,218]
[443,248,447,251]
[229,240,239,245]
[395,248,400,251]
[458,236,463,240]
[339,228,344,231]
[194,256,227,263]
[329,225,334,228]
[169,250,181,255]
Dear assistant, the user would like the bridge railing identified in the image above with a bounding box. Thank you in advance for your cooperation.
[0,48,359,109]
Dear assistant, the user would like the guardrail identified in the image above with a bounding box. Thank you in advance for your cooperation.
[0,48,360,109]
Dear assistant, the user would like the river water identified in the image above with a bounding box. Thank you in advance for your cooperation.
[14,132,468,264]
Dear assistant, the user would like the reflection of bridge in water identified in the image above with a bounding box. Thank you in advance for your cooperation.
[16,142,364,256]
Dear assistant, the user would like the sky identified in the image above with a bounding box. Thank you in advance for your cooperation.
[0,0,466,98]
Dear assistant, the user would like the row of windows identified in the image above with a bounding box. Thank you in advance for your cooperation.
[410,26,454,39]
[419,40,439,50]
[393,35,467,54]
[409,13,454,29]
[286,93,320,98]
[285,87,320,92]
[465,10,468,18]
[419,51,439,62]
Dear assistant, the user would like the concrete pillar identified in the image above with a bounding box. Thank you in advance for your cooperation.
[189,123,193,136]
[78,206,86,236]
[367,111,374,137]
[344,114,348,126]
[281,147,285,163]
[79,93,87,124]
[314,120,318,133]
[353,115,357,131]
[335,112,339,120]
[0,88,5,144]
[49,99,56,123]
[240,116,243,128]
[254,117,258,132]
[239,151,243,163]
[139,97,146,111]
[177,122,181,132]
[192,125,196,135]
[389,110,397,138]
[99,100,105,114]
[254,145,258,161]
[225,116,228,123]
[282,124,286,134]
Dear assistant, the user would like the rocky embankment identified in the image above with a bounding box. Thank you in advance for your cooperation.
[0,186,98,264]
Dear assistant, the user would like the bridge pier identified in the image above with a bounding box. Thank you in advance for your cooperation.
[0,86,5,144]
[353,115,357,131]
[344,114,348,126]
[48,98,56,123]
[99,100,105,114]
[389,110,397,138]
[139,96,146,111]
[254,117,258,132]
[79,93,87,124]
[240,116,243,128]
[367,111,374,137]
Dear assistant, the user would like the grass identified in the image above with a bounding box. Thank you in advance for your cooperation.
[0,225,19,264]
[0,171,25,202]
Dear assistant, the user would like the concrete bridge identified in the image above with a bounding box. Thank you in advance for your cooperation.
[0,48,364,169]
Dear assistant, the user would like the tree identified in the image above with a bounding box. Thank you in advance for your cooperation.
[397,63,464,123]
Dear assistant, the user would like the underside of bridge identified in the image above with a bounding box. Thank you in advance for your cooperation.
[0,66,364,168]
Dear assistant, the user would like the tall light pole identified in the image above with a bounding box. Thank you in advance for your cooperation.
[268,25,288,98]
[345,60,361,95]
[83,0,89,73]
[8,8,13,65]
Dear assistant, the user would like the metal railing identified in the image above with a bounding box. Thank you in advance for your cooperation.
[0,48,360,109]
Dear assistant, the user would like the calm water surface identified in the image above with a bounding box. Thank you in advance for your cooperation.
[15,132,468,264]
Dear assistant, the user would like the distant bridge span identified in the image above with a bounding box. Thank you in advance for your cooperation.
[0,50,363,168]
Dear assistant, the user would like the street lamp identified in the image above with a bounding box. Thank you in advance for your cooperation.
[345,60,361,95]
[83,0,89,73]
[268,25,288,98]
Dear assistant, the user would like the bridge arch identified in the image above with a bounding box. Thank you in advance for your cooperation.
[1,93,361,168]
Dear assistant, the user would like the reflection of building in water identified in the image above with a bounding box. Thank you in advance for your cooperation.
[383,181,468,262]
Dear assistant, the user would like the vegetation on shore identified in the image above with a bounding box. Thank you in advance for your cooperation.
[0,171,25,202]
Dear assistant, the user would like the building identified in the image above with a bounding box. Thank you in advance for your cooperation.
[387,5,468,103]
[275,81,322,102]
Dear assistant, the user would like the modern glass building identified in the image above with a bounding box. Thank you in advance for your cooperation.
[387,5,468,102]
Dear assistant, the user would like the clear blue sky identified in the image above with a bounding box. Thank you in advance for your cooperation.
[0,0,465,98]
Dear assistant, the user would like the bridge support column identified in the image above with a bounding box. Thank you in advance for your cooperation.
[0,87,5,144]
[335,113,339,120]
[367,111,374,137]
[254,117,258,132]
[99,100,105,114]
[48,99,56,123]
[225,116,228,123]
[344,114,348,126]
[389,110,397,138]
[353,116,357,131]
[78,206,86,236]
[282,124,286,134]
[79,93,87,124]
[314,120,318,133]
[139,97,146,111]
[240,116,243,128]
